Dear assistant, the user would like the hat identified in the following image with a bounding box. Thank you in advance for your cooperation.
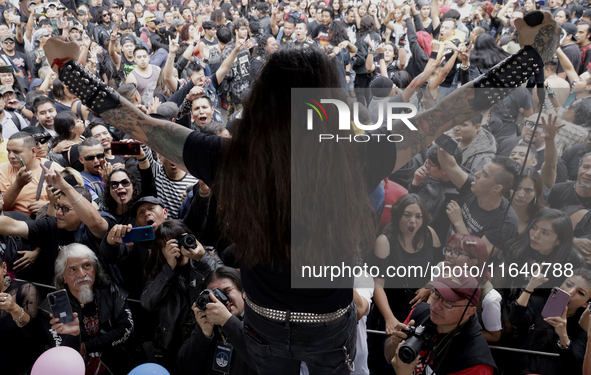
[1,34,14,43]
[109,3,119,8]
[144,11,156,22]
[29,78,43,91]
[121,36,136,46]
[68,24,82,33]
[154,17,165,26]
[370,76,393,98]
[438,6,451,14]
[583,9,591,18]
[57,3,66,9]
[171,18,185,28]
[77,9,87,15]
[26,1,36,8]
[47,2,57,7]
[130,196,165,218]
[429,275,481,306]
[0,84,14,95]
[562,22,578,41]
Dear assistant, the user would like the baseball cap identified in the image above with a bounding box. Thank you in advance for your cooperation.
[77,9,87,16]
[257,2,270,13]
[26,1,36,8]
[429,275,481,306]
[1,34,15,43]
[29,78,43,91]
[171,18,185,28]
[562,22,578,41]
[154,17,165,26]
[438,6,451,14]
[57,3,66,9]
[47,2,58,7]
[583,9,591,18]
[370,76,393,98]
[144,12,156,22]
[0,85,14,95]
[130,196,165,218]
[121,36,136,46]
[68,24,82,33]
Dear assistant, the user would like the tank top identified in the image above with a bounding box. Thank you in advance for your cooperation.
[131,66,159,105]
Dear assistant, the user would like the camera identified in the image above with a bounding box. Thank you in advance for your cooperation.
[178,233,197,249]
[399,325,435,363]
[196,288,230,310]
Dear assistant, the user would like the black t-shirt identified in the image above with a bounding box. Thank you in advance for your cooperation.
[491,87,534,130]
[2,51,28,75]
[547,181,591,211]
[183,124,398,313]
[557,43,581,76]
[454,175,519,250]
[26,213,116,282]
[310,24,330,48]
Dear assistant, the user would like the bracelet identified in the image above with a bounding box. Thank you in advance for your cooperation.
[557,339,570,350]
[523,289,534,294]
[460,62,470,70]
[14,306,25,326]
[137,155,148,163]
[182,98,192,111]
[70,194,83,205]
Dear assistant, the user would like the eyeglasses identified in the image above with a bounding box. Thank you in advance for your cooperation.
[523,121,543,132]
[110,178,131,190]
[54,203,73,214]
[83,153,105,161]
[425,159,439,169]
[430,289,471,309]
[442,247,472,259]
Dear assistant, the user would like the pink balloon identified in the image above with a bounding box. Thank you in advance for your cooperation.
[31,346,85,375]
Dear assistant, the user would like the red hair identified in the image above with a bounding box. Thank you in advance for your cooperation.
[446,234,491,282]
[416,31,432,56]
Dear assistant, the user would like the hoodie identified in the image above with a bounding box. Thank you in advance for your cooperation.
[461,128,496,173]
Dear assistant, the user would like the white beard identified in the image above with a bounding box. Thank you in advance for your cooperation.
[78,285,94,305]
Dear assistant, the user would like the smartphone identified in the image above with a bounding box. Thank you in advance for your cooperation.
[435,134,458,155]
[35,5,45,14]
[111,141,141,156]
[48,289,75,324]
[38,49,45,57]
[122,225,155,243]
[17,155,27,171]
[541,287,571,318]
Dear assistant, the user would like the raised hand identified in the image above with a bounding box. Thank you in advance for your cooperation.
[169,34,180,55]
[44,37,81,74]
[514,11,561,63]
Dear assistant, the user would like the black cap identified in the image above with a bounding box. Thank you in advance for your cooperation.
[154,17,165,26]
[370,76,394,98]
[562,22,578,41]
[257,2,270,13]
[583,9,591,18]
[130,196,165,218]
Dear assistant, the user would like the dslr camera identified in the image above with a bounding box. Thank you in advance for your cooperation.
[399,325,435,363]
[196,288,230,310]
[178,233,197,249]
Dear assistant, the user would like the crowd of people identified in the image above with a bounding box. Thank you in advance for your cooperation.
[0,0,589,374]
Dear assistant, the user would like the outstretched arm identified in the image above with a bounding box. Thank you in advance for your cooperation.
[390,11,560,172]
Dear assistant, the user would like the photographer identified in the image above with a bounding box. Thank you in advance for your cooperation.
[177,267,256,375]
[141,220,221,374]
[385,275,496,375]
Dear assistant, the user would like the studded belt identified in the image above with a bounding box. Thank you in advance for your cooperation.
[246,299,350,324]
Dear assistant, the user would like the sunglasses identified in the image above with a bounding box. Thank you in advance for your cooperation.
[83,153,105,161]
[102,13,110,17]
[109,178,131,190]
[54,203,73,214]
[2,40,14,44]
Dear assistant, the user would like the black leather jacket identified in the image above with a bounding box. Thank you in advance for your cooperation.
[141,253,222,350]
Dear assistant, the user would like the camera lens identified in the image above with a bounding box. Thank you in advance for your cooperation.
[399,336,422,363]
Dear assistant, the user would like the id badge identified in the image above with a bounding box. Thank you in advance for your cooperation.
[213,341,233,373]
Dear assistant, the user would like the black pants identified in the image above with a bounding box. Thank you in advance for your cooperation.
[354,73,372,107]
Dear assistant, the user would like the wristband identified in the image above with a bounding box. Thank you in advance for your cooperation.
[523,289,534,294]
[378,53,385,60]
[182,98,192,111]
[429,51,438,59]
[557,339,570,350]
[137,155,148,163]
[70,194,83,205]
[14,306,25,326]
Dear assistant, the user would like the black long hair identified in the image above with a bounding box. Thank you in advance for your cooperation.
[358,15,376,36]
[383,194,431,251]
[507,208,575,265]
[470,33,510,73]
[215,46,375,269]
[102,168,141,216]
[145,220,194,276]
[53,111,78,144]
[328,19,349,45]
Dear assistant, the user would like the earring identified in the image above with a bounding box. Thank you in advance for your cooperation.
[4,276,11,288]
[533,197,537,205]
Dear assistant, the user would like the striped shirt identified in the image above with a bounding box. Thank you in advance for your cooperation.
[153,163,199,219]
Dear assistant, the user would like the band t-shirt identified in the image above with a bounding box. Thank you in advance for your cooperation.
[453,175,518,251]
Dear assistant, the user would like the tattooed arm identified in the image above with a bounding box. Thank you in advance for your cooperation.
[100,104,193,171]
[391,11,560,172]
